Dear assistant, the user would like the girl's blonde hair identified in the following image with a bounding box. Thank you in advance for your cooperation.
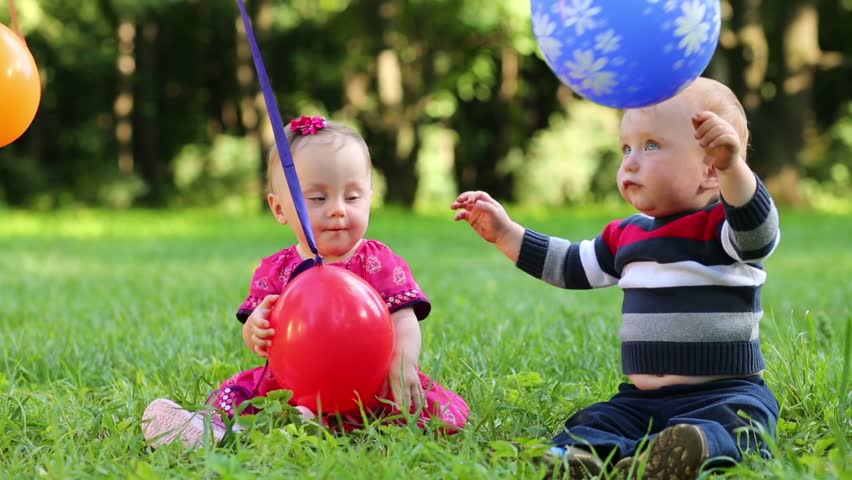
[266,119,371,193]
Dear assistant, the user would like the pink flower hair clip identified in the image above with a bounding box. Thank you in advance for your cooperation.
[289,115,328,135]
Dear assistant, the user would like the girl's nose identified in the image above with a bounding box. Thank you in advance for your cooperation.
[327,198,345,217]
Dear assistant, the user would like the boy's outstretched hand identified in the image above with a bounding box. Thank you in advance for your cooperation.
[451,191,524,262]
[451,191,508,243]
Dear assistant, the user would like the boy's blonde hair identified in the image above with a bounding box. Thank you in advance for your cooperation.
[266,119,371,194]
[681,77,750,158]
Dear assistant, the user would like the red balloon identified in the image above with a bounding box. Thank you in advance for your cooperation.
[0,24,41,148]
[267,265,395,414]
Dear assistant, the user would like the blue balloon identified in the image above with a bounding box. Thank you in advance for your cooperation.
[531,0,721,108]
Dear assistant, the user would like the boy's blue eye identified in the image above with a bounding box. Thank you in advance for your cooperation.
[645,141,659,151]
[622,145,632,155]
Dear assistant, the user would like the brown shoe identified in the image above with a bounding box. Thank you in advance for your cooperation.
[613,456,635,479]
[547,446,604,479]
[616,424,708,480]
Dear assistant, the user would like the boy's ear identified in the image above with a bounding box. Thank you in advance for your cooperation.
[701,161,720,191]
[267,193,289,225]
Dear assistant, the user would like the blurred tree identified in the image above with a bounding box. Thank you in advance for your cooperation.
[448,0,561,200]
[716,0,851,205]
[0,0,117,206]
[0,0,850,209]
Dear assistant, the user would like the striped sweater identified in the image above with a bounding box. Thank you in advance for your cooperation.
[516,177,780,376]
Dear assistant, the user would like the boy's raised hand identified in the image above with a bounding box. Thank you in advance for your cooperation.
[692,111,757,207]
[692,111,742,171]
[243,294,278,357]
[451,191,525,262]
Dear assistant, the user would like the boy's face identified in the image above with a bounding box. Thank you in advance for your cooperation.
[268,138,372,261]
[618,95,718,217]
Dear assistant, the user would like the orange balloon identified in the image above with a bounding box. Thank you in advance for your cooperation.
[0,24,41,148]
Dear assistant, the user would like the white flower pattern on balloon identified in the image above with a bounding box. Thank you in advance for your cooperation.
[564,49,617,95]
[532,12,564,59]
[594,30,621,54]
[556,0,601,36]
[531,0,720,107]
[584,71,616,95]
[674,0,711,56]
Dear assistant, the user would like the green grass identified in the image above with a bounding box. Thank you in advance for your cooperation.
[0,207,850,479]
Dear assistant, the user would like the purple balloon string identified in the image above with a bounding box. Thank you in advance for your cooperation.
[236,0,320,262]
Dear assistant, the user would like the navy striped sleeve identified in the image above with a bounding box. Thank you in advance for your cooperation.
[559,243,593,289]
[516,229,549,278]
[722,175,780,262]
[723,175,774,231]
[593,234,619,278]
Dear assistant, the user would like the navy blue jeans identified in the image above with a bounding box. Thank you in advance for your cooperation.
[552,376,779,465]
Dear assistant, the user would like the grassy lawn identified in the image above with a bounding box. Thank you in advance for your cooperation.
[0,207,849,479]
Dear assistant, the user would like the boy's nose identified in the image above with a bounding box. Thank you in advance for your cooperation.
[622,154,639,172]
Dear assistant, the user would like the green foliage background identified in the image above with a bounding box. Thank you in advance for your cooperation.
[1,0,851,211]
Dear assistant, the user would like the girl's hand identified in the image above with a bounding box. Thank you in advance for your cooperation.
[386,308,424,412]
[389,357,424,413]
[692,111,742,171]
[243,294,278,357]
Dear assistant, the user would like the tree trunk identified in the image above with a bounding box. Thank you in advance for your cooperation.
[367,7,420,207]
[748,1,822,205]
[235,4,263,190]
[134,18,163,204]
[115,18,135,175]
[723,0,767,112]
[371,125,420,205]
[720,0,822,206]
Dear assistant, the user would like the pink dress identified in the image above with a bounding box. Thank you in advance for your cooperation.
[208,240,469,432]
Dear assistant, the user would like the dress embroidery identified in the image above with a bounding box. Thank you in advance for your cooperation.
[366,255,382,274]
[393,266,406,285]
[386,289,420,308]
[279,263,295,283]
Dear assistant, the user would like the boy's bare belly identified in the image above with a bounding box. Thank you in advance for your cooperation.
[629,371,764,390]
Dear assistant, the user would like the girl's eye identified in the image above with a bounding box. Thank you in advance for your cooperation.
[308,196,325,202]
[645,141,659,151]
[346,195,360,201]
[622,145,632,155]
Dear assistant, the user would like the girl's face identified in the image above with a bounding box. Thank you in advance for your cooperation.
[268,138,372,263]
[617,96,718,217]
